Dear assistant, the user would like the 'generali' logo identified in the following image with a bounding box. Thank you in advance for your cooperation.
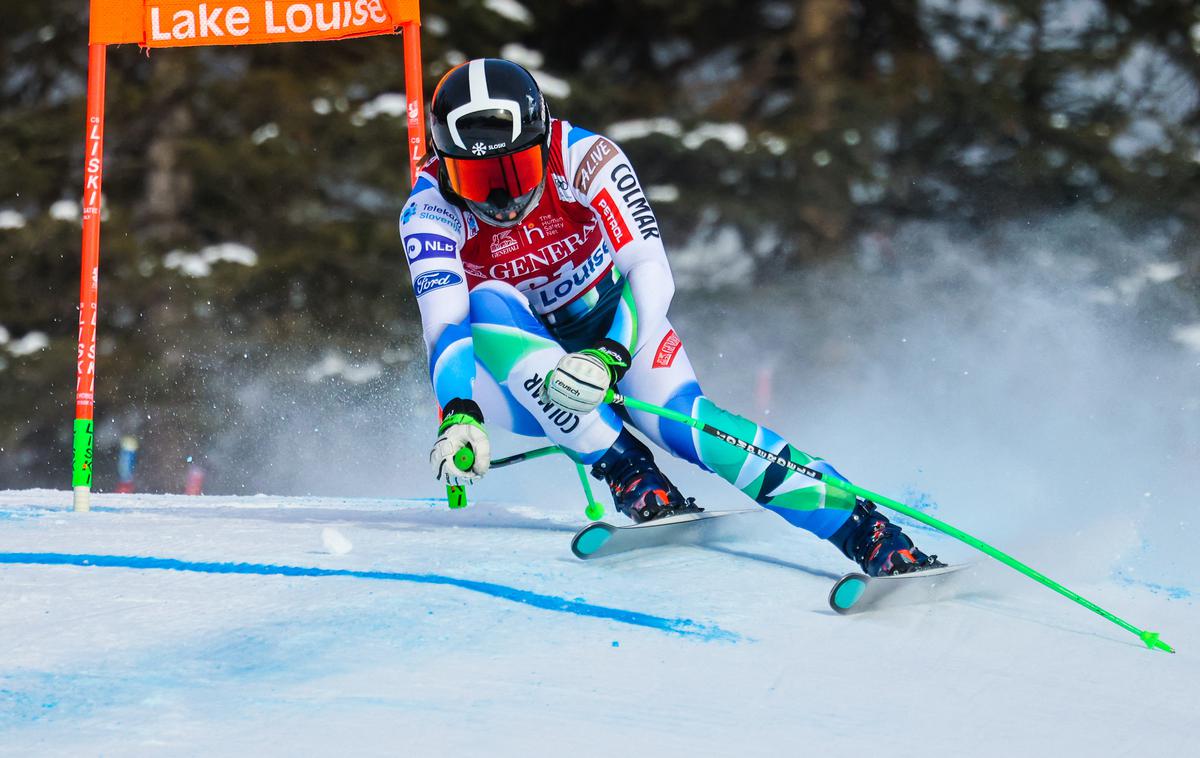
[490,229,519,258]
[487,227,594,280]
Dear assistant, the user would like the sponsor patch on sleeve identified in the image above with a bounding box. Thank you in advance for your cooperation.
[573,137,618,195]
[593,188,633,251]
[413,270,464,298]
[552,173,574,203]
[404,232,458,263]
[653,329,682,369]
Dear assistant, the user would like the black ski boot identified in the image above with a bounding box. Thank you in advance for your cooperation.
[591,429,702,523]
[829,500,944,577]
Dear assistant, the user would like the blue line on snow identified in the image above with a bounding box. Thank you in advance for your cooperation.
[0,552,738,642]
[1113,571,1192,601]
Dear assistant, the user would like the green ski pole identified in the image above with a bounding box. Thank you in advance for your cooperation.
[606,389,1175,653]
[444,444,605,520]
[575,463,606,521]
[492,445,561,469]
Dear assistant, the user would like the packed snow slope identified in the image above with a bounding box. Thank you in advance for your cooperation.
[1,489,1194,757]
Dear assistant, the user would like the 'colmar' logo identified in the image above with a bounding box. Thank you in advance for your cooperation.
[610,163,660,241]
[413,270,463,297]
[523,372,581,433]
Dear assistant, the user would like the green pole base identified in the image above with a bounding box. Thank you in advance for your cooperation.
[445,447,476,510]
[1140,631,1175,654]
[584,501,605,521]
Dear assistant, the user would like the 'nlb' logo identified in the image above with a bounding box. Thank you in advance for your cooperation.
[413,270,463,297]
[404,233,457,263]
[148,1,390,43]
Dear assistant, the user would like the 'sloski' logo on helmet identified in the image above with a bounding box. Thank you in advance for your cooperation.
[471,141,507,156]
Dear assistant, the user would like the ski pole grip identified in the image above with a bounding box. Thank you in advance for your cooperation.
[454,446,475,472]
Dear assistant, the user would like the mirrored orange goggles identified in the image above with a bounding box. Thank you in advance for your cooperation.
[443,143,546,203]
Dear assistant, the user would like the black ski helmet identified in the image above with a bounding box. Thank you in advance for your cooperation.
[429,58,551,226]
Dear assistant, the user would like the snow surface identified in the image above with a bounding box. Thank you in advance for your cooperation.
[1,489,1194,756]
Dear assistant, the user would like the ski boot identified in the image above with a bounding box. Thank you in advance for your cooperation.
[829,500,944,577]
[591,428,702,523]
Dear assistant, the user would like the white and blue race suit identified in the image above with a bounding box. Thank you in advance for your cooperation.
[401,118,858,536]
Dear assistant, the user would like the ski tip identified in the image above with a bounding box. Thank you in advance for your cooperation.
[829,574,869,614]
[1141,631,1175,654]
[571,524,615,559]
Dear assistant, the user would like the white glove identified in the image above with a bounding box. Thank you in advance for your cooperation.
[431,400,491,486]
[545,340,631,414]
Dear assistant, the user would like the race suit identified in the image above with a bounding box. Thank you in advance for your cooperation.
[400,118,856,538]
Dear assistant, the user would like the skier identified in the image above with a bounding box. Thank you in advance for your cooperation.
[402,58,940,576]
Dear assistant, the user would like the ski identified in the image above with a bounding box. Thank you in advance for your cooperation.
[571,509,760,560]
[828,563,972,614]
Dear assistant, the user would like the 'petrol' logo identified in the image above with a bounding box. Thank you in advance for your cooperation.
[593,189,632,251]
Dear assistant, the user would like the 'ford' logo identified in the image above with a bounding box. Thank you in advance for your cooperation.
[414,270,463,297]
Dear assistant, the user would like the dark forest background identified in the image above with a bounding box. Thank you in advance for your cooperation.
[2,0,1199,492]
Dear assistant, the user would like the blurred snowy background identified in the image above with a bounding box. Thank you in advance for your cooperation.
[1,0,1198,494]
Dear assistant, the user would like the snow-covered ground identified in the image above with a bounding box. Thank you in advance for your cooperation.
[1,488,1194,756]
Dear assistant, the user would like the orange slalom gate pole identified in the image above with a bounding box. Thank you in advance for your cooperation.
[402,19,425,182]
[72,43,108,513]
[401,19,455,505]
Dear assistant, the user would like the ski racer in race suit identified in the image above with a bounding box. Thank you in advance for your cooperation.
[401,58,938,576]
